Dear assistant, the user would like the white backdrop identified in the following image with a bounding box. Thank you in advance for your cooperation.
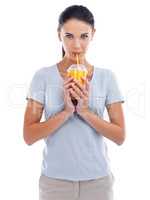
[0,0,150,199]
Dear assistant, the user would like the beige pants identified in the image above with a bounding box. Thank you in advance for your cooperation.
[39,173,114,200]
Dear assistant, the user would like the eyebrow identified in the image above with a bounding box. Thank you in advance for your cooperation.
[65,33,73,35]
[65,32,89,35]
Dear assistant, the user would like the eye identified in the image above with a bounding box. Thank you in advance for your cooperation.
[81,34,88,39]
[65,34,73,39]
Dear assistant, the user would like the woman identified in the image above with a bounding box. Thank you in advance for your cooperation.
[23,5,125,200]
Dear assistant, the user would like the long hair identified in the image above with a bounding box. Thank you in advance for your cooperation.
[62,46,65,57]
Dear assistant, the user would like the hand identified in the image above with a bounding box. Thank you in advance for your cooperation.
[63,77,76,115]
[68,77,90,115]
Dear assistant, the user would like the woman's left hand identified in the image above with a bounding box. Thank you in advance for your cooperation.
[69,77,90,115]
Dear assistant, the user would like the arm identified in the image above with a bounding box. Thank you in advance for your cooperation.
[78,102,126,145]
[24,77,76,145]
[23,99,72,145]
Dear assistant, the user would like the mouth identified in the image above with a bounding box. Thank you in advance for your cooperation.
[72,52,83,57]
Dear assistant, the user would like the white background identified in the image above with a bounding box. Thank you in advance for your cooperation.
[0,0,150,199]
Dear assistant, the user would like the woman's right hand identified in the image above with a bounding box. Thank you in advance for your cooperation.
[63,77,75,115]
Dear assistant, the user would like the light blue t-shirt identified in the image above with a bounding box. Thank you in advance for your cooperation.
[26,64,124,181]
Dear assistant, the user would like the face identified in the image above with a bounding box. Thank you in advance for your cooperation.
[58,18,95,61]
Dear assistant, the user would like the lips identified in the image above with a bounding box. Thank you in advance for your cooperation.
[72,52,82,56]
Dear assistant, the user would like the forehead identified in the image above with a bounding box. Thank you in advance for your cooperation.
[61,18,92,34]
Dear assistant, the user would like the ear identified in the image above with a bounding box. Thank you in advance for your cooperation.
[57,30,62,41]
[91,28,96,40]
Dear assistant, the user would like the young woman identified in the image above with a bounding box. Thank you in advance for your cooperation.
[23,5,125,200]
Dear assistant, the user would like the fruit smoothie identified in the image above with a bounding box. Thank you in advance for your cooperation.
[66,64,88,85]
[66,54,88,106]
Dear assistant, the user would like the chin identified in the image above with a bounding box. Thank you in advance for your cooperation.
[66,55,77,62]
[70,57,77,62]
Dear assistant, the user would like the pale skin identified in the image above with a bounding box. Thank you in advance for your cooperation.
[23,18,126,145]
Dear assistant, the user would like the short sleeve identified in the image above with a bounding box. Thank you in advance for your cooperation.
[105,70,125,106]
[26,68,45,105]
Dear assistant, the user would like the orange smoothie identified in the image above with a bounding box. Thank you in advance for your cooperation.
[67,64,88,85]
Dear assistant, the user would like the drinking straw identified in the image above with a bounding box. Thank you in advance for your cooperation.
[76,54,79,66]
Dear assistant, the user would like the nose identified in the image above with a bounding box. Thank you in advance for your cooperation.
[73,38,81,49]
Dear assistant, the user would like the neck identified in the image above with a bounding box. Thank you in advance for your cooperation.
[59,56,89,70]
[57,55,94,80]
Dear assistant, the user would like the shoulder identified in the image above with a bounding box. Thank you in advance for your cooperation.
[33,64,56,78]
[94,65,114,81]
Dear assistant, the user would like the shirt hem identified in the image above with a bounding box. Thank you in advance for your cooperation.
[40,171,112,181]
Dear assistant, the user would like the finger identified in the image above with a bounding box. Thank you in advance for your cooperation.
[81,77,90,92]
[80,77,89,90]
[64,78,73,87]
[73,78,88,96]
[63,77,74,85]
[64,82,75,90]
[71,83,84,98]
[66,89,71,99]
[72,79,85,92]
[70,86,86,100]
[69,88,81,100]
[86,79,90,91]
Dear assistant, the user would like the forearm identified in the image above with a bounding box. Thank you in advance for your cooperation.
[24,110,71,145]
[79,110,125,145]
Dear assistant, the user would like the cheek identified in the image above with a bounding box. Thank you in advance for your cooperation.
[62,39,72,50]
[82,41,90,50]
